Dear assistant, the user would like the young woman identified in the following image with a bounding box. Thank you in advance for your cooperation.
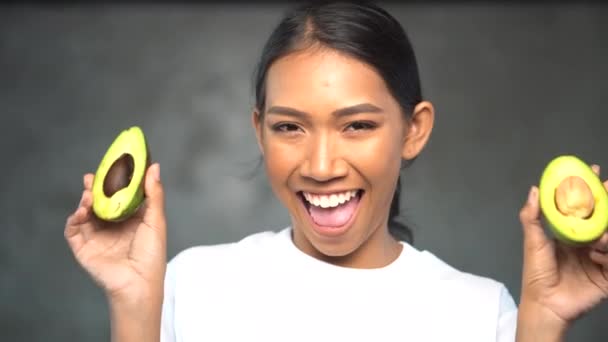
[64,1,608,341]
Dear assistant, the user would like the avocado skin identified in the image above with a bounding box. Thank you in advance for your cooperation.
[91,126,150,222]
[539,155,608,245]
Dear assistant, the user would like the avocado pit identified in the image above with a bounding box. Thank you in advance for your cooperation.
[103,153,135,197]
[554,175,594,219]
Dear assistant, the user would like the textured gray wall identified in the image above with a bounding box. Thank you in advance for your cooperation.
[1,3,607,341]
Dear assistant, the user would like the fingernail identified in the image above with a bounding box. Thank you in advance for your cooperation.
[528,186,537,205]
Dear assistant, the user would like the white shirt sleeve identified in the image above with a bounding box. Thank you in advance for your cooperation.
[160,258,177,342]
[496,285,518,342]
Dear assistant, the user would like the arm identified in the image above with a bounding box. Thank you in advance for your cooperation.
[108,288,164,342]
[515,299,568,342]
[517,181,608,342]
[64,164,168,342]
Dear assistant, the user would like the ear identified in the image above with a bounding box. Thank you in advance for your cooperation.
[401,101,434,160]
[252,109,264,156]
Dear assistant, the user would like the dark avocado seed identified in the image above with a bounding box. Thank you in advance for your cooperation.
[103,153,135,197]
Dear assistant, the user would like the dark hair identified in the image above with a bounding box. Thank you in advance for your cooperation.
[253,0,422,243]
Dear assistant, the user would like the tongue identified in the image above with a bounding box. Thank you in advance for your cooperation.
[308,195,360,227]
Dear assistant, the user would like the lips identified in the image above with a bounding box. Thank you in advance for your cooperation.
[302,190,359,208]
[298,190,364,237]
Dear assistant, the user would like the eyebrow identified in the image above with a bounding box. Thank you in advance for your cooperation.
[266,103,383,119]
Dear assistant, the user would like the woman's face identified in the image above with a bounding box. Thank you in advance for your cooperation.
[253,47,433,264]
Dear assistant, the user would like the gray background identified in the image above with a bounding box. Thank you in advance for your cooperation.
[1,2,607,341]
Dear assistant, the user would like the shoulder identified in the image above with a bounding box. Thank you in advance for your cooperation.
[402,246,518,339]
[413,246,509,297]
[166,228,288,278]
[402,245,517,316]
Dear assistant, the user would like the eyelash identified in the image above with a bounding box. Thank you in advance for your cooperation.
[272,123,301,133]
[271,121,377,134]
[345,121,376,131]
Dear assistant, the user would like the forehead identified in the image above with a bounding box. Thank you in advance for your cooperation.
[265,48,394,109]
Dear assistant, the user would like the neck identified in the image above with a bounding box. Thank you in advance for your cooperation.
[292,224,403,269]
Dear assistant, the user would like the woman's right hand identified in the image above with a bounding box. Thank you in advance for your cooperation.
[64,163,167,305]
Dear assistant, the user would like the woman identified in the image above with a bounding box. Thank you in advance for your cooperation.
[64,1,608,341]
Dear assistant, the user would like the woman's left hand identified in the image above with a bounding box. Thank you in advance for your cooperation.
[516,164,608,340]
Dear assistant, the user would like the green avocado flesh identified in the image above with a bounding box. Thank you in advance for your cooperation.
[539,155,608,244]
[92,126,149,222]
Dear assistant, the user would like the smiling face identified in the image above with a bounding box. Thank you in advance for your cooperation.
[253,47,434,268]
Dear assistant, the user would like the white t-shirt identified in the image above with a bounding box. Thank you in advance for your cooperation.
[161,227,517,341]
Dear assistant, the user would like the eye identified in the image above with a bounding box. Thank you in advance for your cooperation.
[272,123,302,133]
[345,121,376,131]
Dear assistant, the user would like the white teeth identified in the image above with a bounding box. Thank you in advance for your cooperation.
[329,194,338,207]
[320,196,329,208]
[302,190,359,208]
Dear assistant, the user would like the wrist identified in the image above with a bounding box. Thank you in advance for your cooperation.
[107,284,163,317]
[107,288,164,342]
[516,297,569,342]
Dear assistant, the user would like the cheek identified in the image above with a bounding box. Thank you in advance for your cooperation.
[346,132,403,184]
[262,136,301,190]
[347,135,402,225]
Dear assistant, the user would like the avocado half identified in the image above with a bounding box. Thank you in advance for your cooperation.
[539,155,608,245]
[92,126,150,222]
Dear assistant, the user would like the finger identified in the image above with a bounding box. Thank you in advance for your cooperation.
[519,186,551,252]
[65,212,86,255]
[589,249,608,266]
[65,207,86,237]
[79,188,93,209]
[591,164,600,176]
[84,173,94,191]
[69,190,96,240]
[70,190,92,225]
[590,232,608,253]
[142,163,166,233]
[65,191,92,253]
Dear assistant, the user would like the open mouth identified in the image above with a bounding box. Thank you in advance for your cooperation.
[297,189,364,236]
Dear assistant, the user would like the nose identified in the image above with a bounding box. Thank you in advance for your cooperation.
[299,133,348,182]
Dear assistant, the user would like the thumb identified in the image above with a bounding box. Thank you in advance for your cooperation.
[519,186,550,252]
[142,163,166,231]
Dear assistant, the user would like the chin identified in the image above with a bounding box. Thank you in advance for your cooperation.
[297,219,372,259]
[312,237,362,258]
